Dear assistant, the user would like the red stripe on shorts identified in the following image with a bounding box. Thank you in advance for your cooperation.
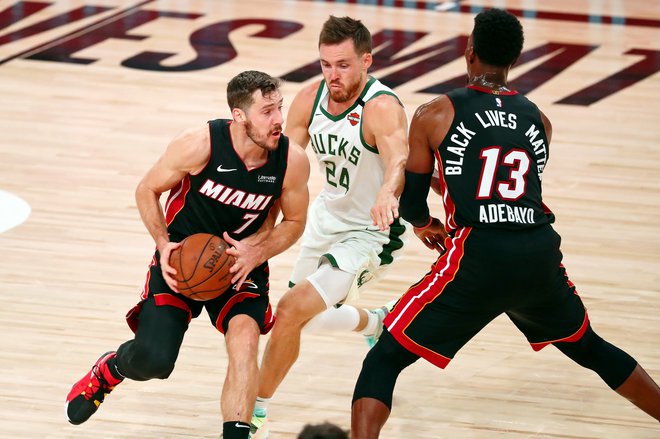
[214,292,260,334]
[530,263,589,351]
[530,312,590,351]
[384,227,471,368]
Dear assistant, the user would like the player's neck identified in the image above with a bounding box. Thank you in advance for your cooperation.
[468,71,510,93]
[229,122,269,170]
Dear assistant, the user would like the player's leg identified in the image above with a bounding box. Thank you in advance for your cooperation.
[66,294,192,424]
[211,275,273,439]
[116,296,191,380]
[554,327,660,420]
[303,302,389,346]
[301,262,375,334]
[613,364,660,421]
[302,231,402,342]
[258,277,327,399]
[508,233,660,421]
[222,314,261,438]
[351,330,419,439]
[352,228,498,437]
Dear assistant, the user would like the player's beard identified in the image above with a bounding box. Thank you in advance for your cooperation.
[328,72,363,103]
[245,120,281,152]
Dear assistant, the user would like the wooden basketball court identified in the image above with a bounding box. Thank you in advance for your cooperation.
[0,0,658,437]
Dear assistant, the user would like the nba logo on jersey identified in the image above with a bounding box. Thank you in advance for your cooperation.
[495,97,502,108]
[347,112,360,126]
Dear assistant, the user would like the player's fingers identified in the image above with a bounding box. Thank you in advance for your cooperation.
[386,209,394,225]
[229,260,240,273]
[237,273,248,291]
[231,269,246,287]
[160,257,177,276]
[370,209,379,226]
[223,232,237,246]
[163,265,177,276]
[163,273,179,293]
[376,209,389,230]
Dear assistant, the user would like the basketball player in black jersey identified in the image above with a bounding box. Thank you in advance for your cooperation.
[351,9,660,438]
[65,70,310,439]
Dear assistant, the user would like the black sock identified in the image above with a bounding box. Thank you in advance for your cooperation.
[106,357,125,381]
[222,421,250,439]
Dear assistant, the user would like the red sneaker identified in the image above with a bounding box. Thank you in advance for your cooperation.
[65,351,123,425]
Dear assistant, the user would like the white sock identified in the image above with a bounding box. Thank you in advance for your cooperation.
[361,308,378,336]
[254,396,270,417]
[303,305,360,333]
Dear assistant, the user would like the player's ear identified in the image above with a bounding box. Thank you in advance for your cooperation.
[465,34,475,65]
[362,52,373,70]
[465,45,475,64]
[232,107,245,123]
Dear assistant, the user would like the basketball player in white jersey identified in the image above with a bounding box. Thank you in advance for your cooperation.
[247,16,411,438]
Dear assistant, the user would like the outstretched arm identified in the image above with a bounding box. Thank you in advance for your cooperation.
[363,95,408,231]
[225,142,310,287]
[135,125,211,290]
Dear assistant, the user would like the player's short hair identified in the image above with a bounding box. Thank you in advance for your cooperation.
[297,422,349,439]
[227,70,281,111]
[319,15,372,55]
[472,8,524,67]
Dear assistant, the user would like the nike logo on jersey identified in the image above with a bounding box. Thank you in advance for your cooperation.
[217,164,237,173]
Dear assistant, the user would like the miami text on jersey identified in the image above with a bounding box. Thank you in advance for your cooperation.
[199,179,273,211]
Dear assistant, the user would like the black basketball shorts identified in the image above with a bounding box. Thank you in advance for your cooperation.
[126,251,275,335]
[384,225,588,368]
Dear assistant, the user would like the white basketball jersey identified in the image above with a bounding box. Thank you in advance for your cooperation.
[308,76,402,225]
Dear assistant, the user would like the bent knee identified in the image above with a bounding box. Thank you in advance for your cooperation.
[226,315,260,351]
[134,349,177,379]
[276,282,326,326]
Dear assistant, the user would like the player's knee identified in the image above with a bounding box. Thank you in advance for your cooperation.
[554,326,637,389]
[352,331,418,409]
[276,284,323,328]
[226,315,259,355]
[131,344,178,379]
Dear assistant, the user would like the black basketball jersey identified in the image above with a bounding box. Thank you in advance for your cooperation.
[437,86,555,231]
[164,119,288,242]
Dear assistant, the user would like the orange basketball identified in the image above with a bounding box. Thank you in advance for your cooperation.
[169,233,235,301]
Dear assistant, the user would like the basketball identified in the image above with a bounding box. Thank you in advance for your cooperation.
[169,233,235,301]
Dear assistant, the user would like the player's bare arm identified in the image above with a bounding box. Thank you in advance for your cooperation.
[224,141,310,287]
[539,109,553,144]
[135,125,210,290]
[283,80,321,147]
[362,94,408,230]
[404,96,453,251]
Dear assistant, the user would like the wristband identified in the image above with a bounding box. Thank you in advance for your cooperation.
[413,216,433,230]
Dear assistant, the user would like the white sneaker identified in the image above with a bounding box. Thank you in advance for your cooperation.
[364,299,397,348]
[249,413,269,439]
